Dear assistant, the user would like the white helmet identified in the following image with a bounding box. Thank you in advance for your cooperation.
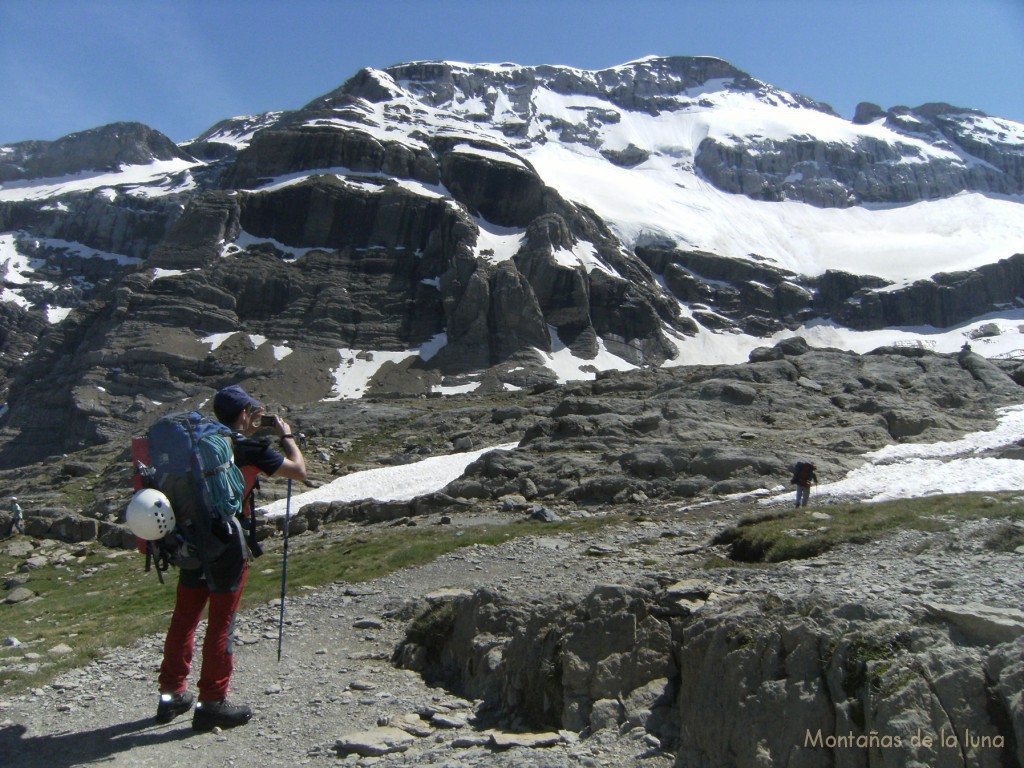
[126,488,175,540]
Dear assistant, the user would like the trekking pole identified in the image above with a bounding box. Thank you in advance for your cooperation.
[276,478,292,662]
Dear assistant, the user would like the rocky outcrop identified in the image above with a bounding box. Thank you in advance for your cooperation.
[0,192,180,260]
[436,142,547,227]
[226,125,439,189]
[640,246,1024,333]
[639,246,815,335]
[238,175,456,254]
[828,253,1024,330]
[395,584,1024,767]
[695,103,1024,208]
[367,56,816,136]
[444,341,1022,505]
[887,103,1024,188]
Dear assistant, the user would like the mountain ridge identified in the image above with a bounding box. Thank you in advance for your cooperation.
[0,55,1022,465]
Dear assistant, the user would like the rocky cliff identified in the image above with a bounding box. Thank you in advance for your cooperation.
[395,565,1024,767]
[0,56,1022,466]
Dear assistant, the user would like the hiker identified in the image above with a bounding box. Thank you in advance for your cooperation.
[10,496,23,535]
[792,462,817,508]
[156,385,306,731]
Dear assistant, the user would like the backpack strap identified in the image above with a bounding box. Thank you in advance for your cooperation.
[202,458,235,477]
[239,453,264,558]
[144,540,169,585]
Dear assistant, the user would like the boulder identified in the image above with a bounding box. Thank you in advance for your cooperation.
[489,731,562,749]
[699,379,758,404]
[4,586,35,604]
[48,515,100,544]
[924,602,1024,646]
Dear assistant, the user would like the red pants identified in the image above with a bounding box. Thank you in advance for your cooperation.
[158,566,247,702]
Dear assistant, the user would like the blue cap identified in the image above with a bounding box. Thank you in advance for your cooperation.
[213,385,260,424]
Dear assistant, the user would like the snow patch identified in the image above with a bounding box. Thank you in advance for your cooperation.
[225,230,319,262]
[524,143,1024,283]
[202,332,236,351]
[260,443,519,517]
[537,325,638,384]
[765,404,1024,504]
[473,220,525,263]
[552,240,615,276]
[0,159,202,202]
[45,306,73,324]
[325,349,418,401]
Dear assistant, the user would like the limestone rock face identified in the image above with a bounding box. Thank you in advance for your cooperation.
[0,56,1021,465]
[227,126,440,190]
[437,145,546,227]
[695,103,1024,207]
[395,585,1024,767]
[641,246,1024,333]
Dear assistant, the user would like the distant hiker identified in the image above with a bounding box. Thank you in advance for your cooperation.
[10,496,23,534]
[156,385,306,731]
[791,462,817,508]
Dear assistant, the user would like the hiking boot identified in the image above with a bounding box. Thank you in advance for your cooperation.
[155,690,195,723]
[191,698,252,732]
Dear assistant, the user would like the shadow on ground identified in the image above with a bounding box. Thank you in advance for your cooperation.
[0,717,194,768]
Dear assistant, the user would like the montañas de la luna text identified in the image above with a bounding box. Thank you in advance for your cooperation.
[805,728,1005,751]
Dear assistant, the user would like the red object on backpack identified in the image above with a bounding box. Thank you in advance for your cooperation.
[240,465,261,518]
[797,463,815,484]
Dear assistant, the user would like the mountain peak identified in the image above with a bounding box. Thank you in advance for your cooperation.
[0,121,193,182]
[299,55,839,133]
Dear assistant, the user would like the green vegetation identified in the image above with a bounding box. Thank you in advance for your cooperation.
[405,601,459,658]
[0,514,625,695]
[827,630,915,728]
[836,633,912,699]
[712,491,1024,564]
[984,520,1024,553]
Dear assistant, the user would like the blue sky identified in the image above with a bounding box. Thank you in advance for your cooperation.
[1,0,1022,146]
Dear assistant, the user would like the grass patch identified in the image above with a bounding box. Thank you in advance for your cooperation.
[0,514,625,695]
[713,491,1024,564]
[984,521,1024,553]
[0,546,179,693]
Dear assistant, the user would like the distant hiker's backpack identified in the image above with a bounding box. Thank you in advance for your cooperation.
[133,412,247,582]
[790,462,814,485]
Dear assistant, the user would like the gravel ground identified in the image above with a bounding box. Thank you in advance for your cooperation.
[1,496,1021,768]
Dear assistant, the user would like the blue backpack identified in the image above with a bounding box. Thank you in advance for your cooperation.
[147,411,245,522]
[138,412,248,584]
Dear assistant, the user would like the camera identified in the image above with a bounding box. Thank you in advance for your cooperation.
[260,414,277,427]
